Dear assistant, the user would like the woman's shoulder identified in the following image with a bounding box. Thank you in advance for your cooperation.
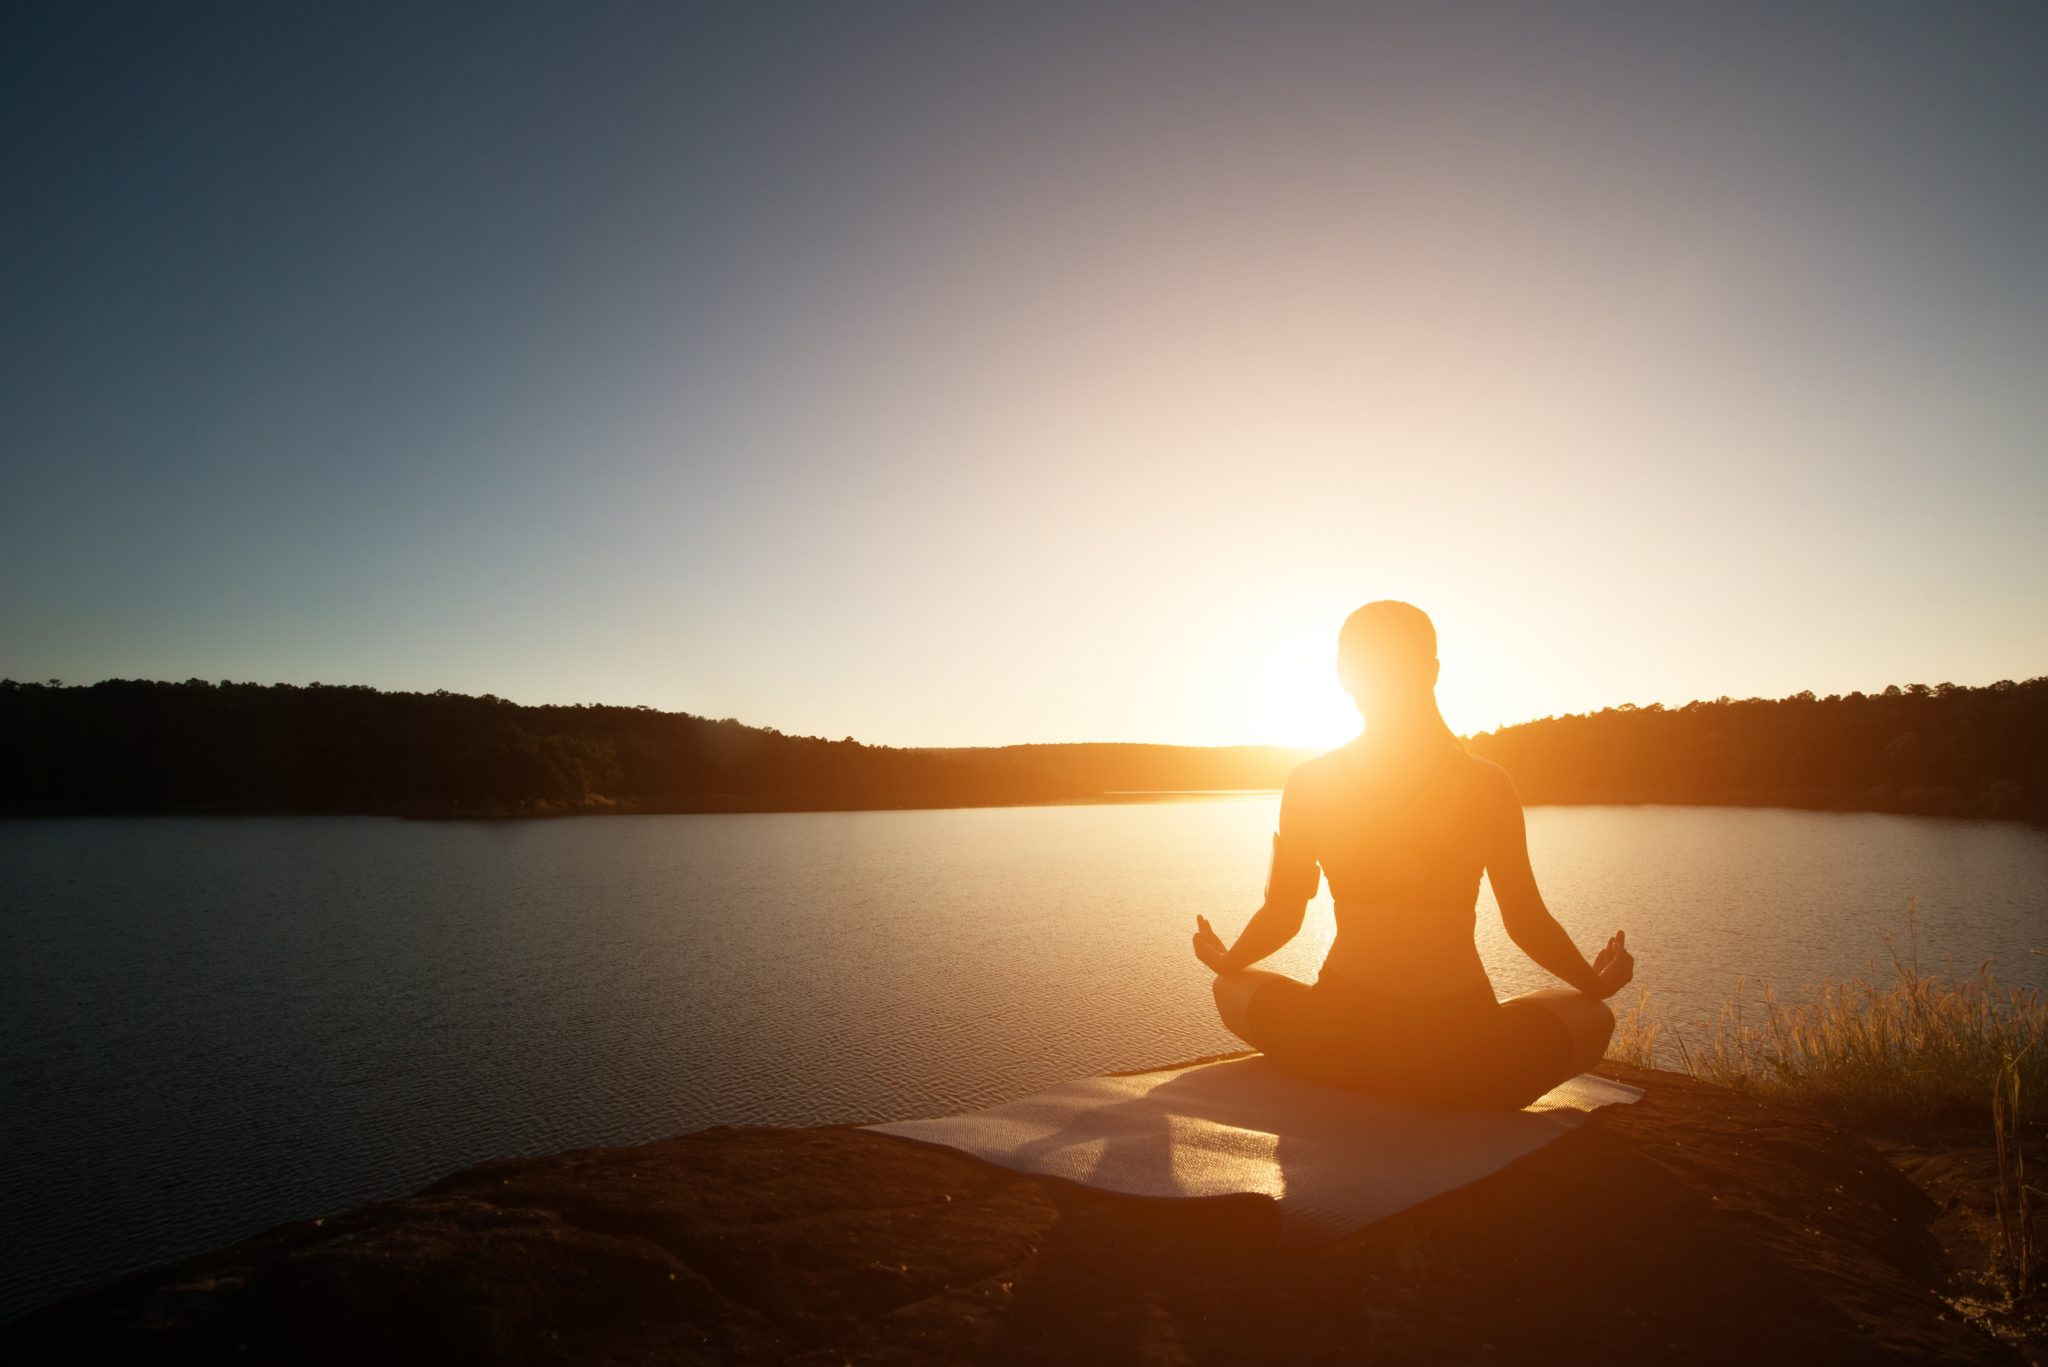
[1287,732,1381,782]
[1278,743,1366,815]
[1285,738,1513,799]
[1458,750,1509,781]
[1457,752,1520,805]
[1280,747,1342,798]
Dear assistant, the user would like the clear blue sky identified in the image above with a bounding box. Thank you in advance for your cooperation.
[4,2,2044,746]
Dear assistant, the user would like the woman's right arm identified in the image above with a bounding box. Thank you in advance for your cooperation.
[1208,893,1310,974]
[1198,774,1318,974]
[1485,770,1631,998]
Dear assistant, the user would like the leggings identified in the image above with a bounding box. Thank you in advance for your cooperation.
[1242,971,1575,1111]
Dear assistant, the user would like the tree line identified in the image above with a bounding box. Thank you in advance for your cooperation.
[1463,678,2047,821]
[2,675,2041,820]
[0,679,1078,816]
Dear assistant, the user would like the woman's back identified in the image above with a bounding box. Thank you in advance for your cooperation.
[1277,734,1506,998]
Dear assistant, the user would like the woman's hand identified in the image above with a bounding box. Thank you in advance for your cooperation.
[1590,930,1634,998]
[1192,915,1231,973]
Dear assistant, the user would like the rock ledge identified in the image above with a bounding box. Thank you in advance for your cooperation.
[2,1064,2016,1365]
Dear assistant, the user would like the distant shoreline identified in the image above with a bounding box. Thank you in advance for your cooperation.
[3,791,2040,825]
[8,676,2042,823]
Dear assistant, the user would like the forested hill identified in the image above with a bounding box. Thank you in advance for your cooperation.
[0,680,1087,817]
[2,676,2043,820]
[1464,678,2048,821]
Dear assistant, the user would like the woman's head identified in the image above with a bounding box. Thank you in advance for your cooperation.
[1337,600,1441,721]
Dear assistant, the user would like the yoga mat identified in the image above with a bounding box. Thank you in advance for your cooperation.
[864,1056,1642,1244]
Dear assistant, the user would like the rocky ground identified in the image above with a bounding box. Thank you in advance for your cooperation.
[4,1062,2036,1365]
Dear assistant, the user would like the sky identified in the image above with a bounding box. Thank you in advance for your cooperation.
[3,2,2044,748]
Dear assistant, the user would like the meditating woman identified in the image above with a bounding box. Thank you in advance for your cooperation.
[1192,600,1634,1110]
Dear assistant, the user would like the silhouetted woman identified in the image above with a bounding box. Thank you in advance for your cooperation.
[1192,601,1634,1110]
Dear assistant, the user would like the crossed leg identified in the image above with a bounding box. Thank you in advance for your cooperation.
[1207,971,1616,1107]
[1208,968,1300,1047]
[1500,986,1616,1078]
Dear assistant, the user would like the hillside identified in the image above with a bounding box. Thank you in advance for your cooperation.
[1466,678,2048,821]
[3,675,2041,820]
[0,680,1074,817]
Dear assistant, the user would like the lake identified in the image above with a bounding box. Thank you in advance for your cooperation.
[4,800,2044,1319]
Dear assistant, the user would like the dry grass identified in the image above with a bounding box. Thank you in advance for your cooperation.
[1608,903,2047,1310]
[1606,902,2047,1129]
[1993,1052,2044,1302]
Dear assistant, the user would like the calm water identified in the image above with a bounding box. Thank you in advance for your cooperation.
[4,801,2045,1318]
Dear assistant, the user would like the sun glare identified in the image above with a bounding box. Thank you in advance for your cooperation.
[1222,633,1360,751]
[1209,598,1526,751]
